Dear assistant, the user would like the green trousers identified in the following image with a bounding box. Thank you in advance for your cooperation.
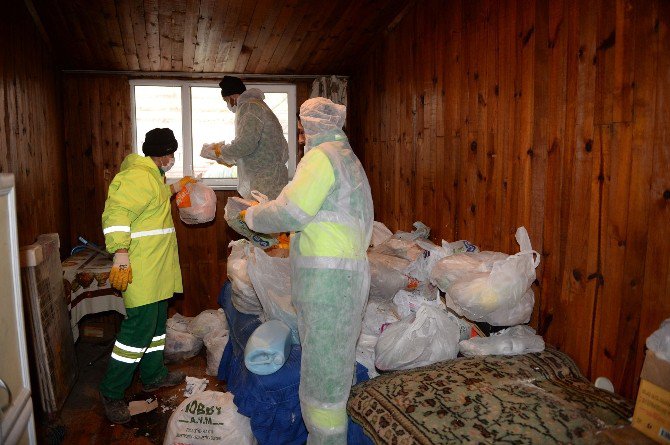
[99,299,169,400]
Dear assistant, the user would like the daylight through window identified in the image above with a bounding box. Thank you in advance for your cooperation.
[131,80,296,188]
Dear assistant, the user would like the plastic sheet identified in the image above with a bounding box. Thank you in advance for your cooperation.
[646,318,670,362]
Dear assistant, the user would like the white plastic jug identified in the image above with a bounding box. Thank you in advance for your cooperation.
[244,319,292,375]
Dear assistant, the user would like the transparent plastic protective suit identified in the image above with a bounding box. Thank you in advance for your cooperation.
[204,88,289,200]
[431,227,540,326]
[374,305,460,371]
[244,97,373,445]
[176,182,217,224]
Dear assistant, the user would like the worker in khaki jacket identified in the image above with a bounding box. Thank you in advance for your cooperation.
[243,98,373,444]
[99,128,195,424]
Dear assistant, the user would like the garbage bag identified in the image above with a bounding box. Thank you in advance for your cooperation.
[394,221,431,240]
[370,221,393,247]
[368,252,416,302]
[166,324,203,363]
[374,305,460,371]
[361,300,400,336]
[227,240,264,315]
[176,182,217,224]
[203,329,229,376]
[224,196,278,249]
[431,227,540,325]
[189,309,228,339]
[246,246,300,344]
[163,390,256,445]
[356,333,379,379]
[166,312,193,333]
[646,319,670,362]
[458,325,545,356]
[392,289,445,319]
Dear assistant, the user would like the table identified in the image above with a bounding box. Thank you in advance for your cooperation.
[62,250,126,341]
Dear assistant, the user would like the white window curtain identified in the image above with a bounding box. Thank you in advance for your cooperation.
[310,75,348,106]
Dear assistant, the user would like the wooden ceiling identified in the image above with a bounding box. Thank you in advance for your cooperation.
[28,0,413,75]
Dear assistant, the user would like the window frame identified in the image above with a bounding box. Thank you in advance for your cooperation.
[129,79,297,189]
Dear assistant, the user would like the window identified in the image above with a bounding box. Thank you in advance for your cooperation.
[130,80,297,188]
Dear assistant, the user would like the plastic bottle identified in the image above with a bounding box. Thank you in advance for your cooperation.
[244,319,292,375]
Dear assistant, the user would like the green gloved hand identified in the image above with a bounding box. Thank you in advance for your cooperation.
[109,251,132,291]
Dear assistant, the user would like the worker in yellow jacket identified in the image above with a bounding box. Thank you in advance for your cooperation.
[99,128,195,424]
[244,98,373,444]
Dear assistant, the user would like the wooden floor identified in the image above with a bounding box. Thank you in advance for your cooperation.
[37,340,224,444]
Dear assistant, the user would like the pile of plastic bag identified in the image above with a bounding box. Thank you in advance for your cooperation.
[165,309,229,375]
[355,221,545,377]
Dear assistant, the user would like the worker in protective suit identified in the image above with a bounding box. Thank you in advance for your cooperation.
[99,128,195,424]
[243,98,373,444]
[201,76,289,200]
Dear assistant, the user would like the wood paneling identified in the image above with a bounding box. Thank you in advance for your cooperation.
[30,0,412,75]
[0,1,69,253]
[349,0,670,400]
[63,74,313,316]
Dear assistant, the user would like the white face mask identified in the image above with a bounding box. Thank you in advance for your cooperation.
[161,157,175,173]
[227,103,237,113]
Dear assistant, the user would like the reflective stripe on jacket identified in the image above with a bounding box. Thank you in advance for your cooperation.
[102,154,183,308]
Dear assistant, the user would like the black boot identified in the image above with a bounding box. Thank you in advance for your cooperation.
[100,392,130,424]
[142,371,186,392]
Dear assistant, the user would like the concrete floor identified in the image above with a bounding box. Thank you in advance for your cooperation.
[37,340,224,444]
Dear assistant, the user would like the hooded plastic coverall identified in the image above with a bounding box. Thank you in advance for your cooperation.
[245,98,373,444]
[99,154,183,399]
[210,88,289,200]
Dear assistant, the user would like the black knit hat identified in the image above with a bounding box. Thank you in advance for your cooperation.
[142,128,178,156]
[219,76,246,97]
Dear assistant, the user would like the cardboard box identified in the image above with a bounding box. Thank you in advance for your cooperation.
[632,351,670,443]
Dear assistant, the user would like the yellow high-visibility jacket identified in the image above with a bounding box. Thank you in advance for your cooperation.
[102,154,183,308]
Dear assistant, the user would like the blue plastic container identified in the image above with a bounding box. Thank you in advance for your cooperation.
[244,319,293,375]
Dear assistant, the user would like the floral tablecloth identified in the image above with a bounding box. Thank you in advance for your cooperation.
[62,250,125,341]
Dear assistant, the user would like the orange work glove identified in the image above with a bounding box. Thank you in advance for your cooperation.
[109,251,132,291]
[171,176,197,194]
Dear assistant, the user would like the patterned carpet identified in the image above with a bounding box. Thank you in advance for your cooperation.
[348,348,633,444]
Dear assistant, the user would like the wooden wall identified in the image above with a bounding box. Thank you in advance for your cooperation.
[0,1,70,252]
[349,0,669,400]
[63,74,313,315]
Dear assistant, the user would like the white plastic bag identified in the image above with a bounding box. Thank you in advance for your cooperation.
[368,252,416,302]
[177,182,217,224]
[356,333,379,379]
[394,221,431,240]
[370,221,393,247]
[431,227,540,325]
[227,240,264,314]
[361,300,400,336]
[646,319,670,362]
[458,325,545,357]
[392,289,445,318]
[189,309,228,339]
[167,313,193,333]
[166,326,203,363]
[224,196,278,249]
[246,246,299,344]
[203,329,229,376]
[374,305,460,371]
[163,391,256,445]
